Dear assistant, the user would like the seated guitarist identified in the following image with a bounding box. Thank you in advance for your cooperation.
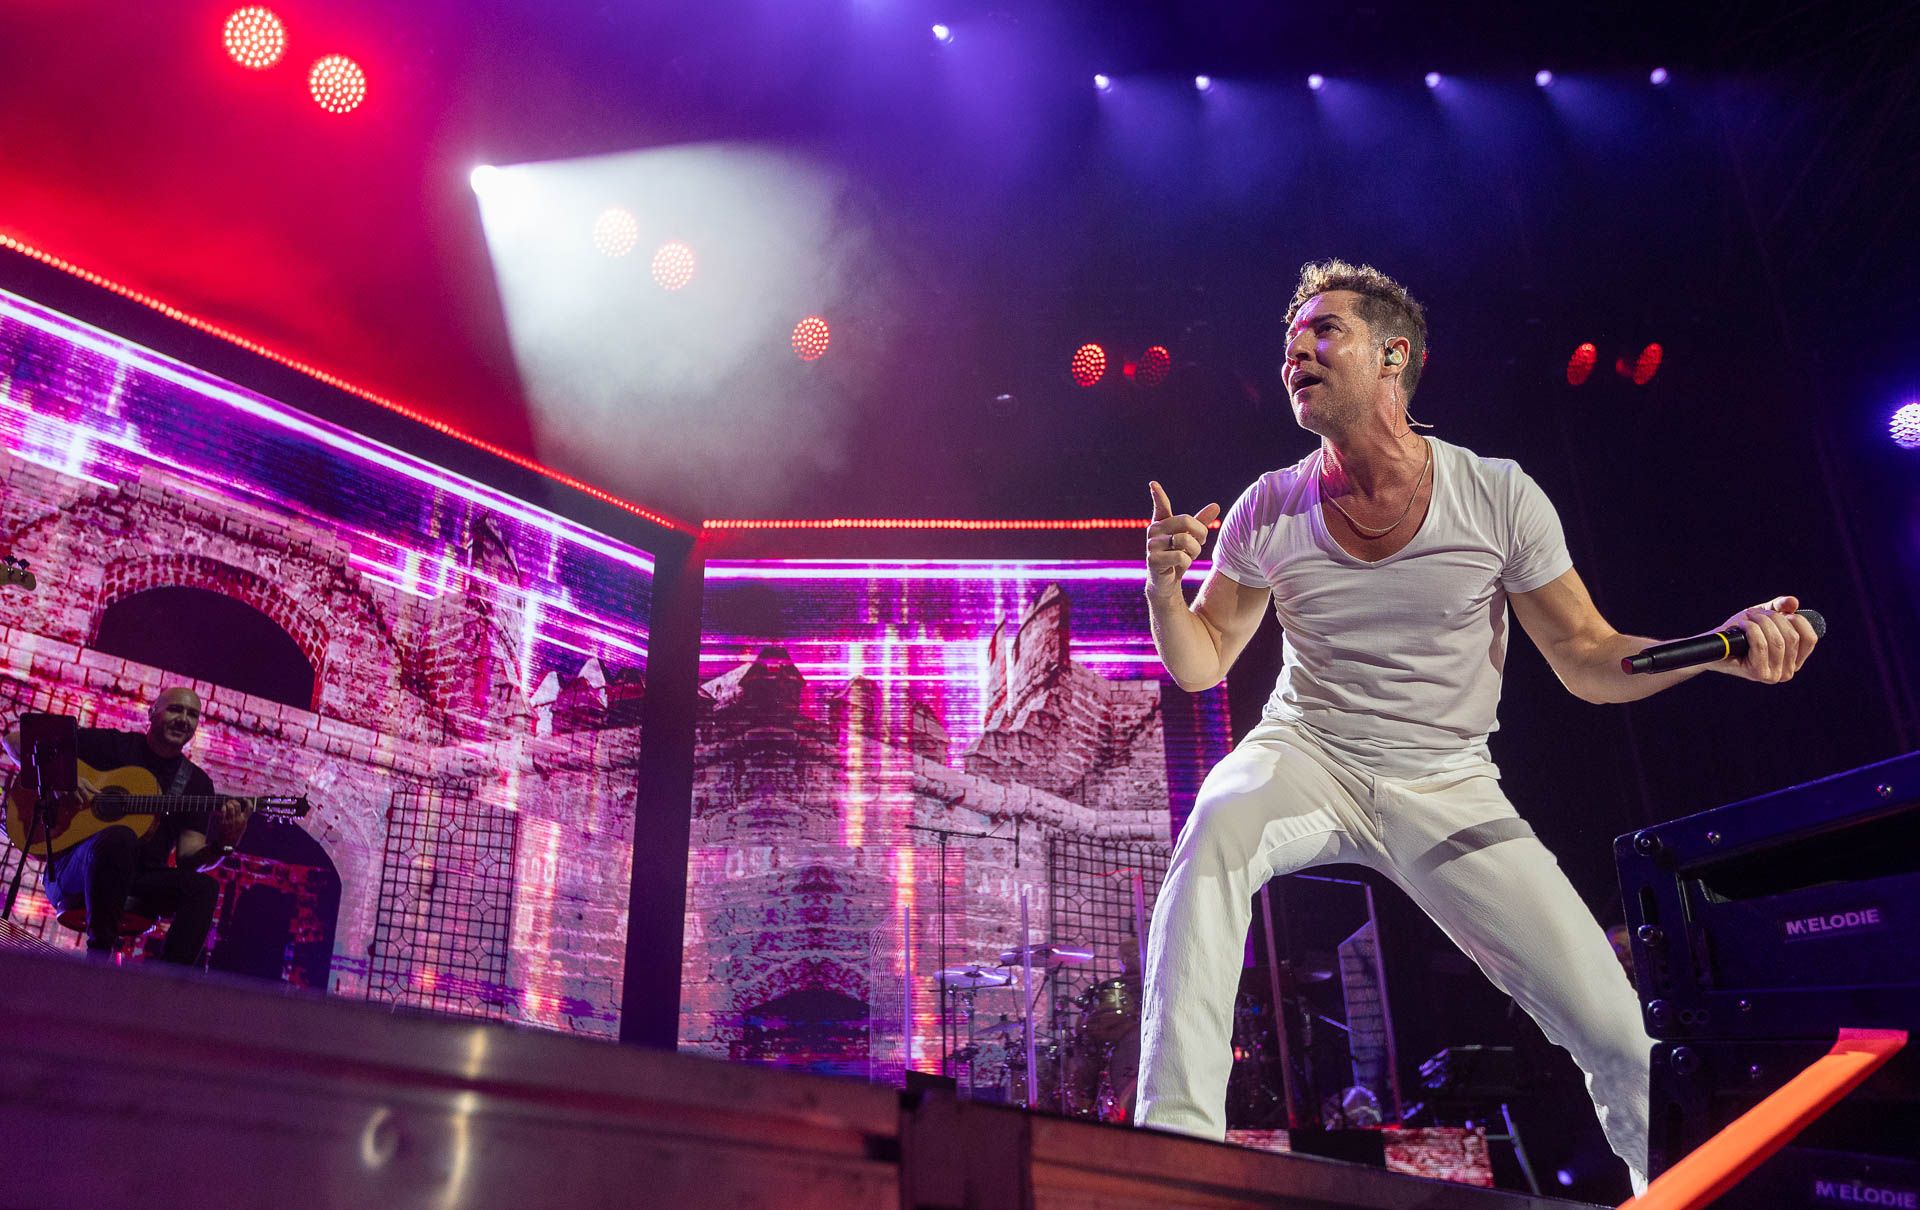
[5,686,246,962]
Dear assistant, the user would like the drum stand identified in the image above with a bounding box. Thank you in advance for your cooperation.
[906,820,1015,1079]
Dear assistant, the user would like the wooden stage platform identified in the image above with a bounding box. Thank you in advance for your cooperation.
[0,949,1601,1209]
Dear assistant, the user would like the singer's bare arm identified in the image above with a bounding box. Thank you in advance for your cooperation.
[1145,481,1272,692]
[1511,567,1819,704]
[1149,568,1271,693]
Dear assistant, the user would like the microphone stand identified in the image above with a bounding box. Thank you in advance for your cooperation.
[0,767,26,921]
[3,738,68,923]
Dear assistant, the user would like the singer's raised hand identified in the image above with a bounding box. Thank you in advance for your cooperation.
[1718,595,1819,684]
[1146,481,1220,597]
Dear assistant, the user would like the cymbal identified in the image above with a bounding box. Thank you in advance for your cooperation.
[936,965,1012,987]
[997,943,1095,967]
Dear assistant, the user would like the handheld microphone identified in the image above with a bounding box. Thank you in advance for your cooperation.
[1621,609,1826,675]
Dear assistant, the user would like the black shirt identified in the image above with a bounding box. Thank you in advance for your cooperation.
[75,727,218,869]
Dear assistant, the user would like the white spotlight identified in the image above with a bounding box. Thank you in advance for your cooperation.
[1307,73,1325,91]
[1650,66,1670,86]
[1424,71,1441,89]
[931,23,952,44]
[469,164,499,194]
[1194,74,1213,93]
[1535,69,1554,87]
[1093,73,1112,92]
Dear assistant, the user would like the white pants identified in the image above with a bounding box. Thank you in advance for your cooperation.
[1137,721,1651,1189]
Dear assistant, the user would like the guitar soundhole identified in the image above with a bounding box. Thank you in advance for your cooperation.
[92,792,129,822]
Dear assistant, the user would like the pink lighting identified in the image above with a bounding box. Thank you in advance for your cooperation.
[1566,342,1598,386]
[1138,345,1172,388]
[223,7,287,70]
[593,209,640,259]
[309,54,368,114]
[0,284,657,1035]
[1631,342,1664,385]
[1070,342,1106,387]
[651,241,696,291]
[792,315,831,361]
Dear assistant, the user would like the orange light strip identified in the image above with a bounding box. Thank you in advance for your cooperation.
[0,233,692,534]
[1621,1027,1908,1210]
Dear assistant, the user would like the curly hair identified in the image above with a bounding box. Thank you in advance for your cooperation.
[1284,259,1429,400]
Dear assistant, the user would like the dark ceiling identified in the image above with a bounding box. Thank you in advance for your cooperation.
[1,0,1916,521]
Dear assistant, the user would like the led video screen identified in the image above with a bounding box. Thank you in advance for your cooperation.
[0,288,653,1037]
[685,559,1232,1085]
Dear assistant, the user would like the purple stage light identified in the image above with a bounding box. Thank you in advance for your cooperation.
[1650,67,1670,86]
[1892,402,1920,450]
[1307,73,1325,91]
[931,23,952,44]
[1424,72,1441,89]
[1194,74,1213,93]
[1535,69,1554,88]
[1093,73,1112,92]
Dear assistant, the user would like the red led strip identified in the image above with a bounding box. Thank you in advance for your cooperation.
[2,235,1219,539]
[705,517,1216,531]
[0,233,692,533]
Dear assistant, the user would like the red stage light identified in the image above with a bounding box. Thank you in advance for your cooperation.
[309,54,367,114]
[703,516,1202,531]
[651,241,696,291]
[593,208,639,259]
[1138,345,1172,387]
[792,316,831,361]
[1632,342,1663,385]
[223,7,286,70]
[1566,342,1597,386]
[1071,342,1107,387]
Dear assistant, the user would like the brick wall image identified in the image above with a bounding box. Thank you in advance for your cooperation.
[0,291,655,1038]
[685,572,1226,1078]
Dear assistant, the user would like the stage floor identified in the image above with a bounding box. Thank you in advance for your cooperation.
[0,949,1602,1209]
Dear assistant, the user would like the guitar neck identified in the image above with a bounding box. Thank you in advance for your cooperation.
[97,796,253,816]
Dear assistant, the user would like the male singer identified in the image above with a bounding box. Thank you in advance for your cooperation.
[1137,259,1819,1190]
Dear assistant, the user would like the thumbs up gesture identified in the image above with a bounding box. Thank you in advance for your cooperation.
[1146,481,1220,598]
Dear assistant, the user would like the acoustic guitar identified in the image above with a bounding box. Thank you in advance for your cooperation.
[3,760,309,859]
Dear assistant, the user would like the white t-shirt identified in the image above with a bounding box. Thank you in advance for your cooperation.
[1212,437,1572,780]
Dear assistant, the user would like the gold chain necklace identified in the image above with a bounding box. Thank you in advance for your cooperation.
[1322,439,1431,537]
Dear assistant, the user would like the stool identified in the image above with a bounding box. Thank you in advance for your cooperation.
[54,900,159,956]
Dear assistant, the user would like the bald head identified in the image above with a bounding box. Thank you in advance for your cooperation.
[146,686,202,757]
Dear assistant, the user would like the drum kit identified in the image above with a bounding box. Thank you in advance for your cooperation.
[934,940,1141,1124]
